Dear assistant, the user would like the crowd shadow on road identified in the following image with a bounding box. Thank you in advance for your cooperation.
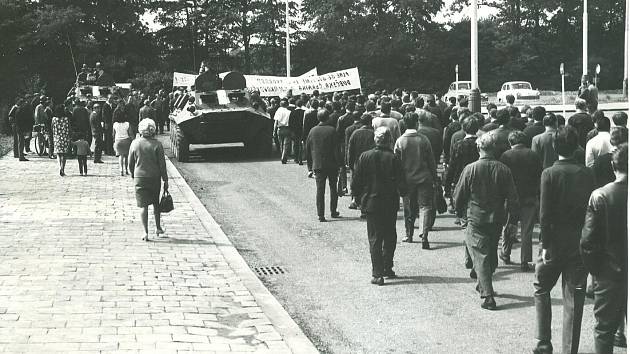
[149,237,217,246]
[386,275,473,286]
[181,145,280,164]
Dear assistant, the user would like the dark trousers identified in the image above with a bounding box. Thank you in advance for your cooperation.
[366,209,398,277]
[466,222,501,298]
[593,272,627,354]
[502,197,538,264]
[278,127,292,162]
[12,124,25,158]
[337,143,347,193]
[104,127,114,155]
[93,135,103,162]
[314,168,339,217]
[292,136,302,163]
[534,253,587,354]
[403,181,435,237]
[77,155,88,174]
[24,131,31,152]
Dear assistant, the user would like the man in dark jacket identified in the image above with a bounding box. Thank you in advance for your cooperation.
[498,131,543,271]
[347,114,375,211]
[288,98,305,165]
[454,132,519,310]
[90,104,104,163]
[395,113,437,248]
[580,144,627,353]
[351,127,405,285]
[523,106,546,148]
[20,94,35,153]
[336,101,356,195]
[102,95,115,155]
[568,98,594,149]
[306,109,340,222]
[73,101,91,146]
[533,126,595,354]
[488,108,513,158]
[417,110,442,166]
[9,98,28,161]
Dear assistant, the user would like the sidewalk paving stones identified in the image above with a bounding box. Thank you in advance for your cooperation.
[0,149,318,353]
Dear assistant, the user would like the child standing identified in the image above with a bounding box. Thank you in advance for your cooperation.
[71,134,90,176]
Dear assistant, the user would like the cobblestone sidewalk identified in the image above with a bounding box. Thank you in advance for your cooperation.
[0,151,317,353]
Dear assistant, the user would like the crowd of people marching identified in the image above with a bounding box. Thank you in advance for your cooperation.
[5,77,628,354]
[269,86,627,354]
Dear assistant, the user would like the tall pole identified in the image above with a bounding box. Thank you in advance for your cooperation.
[582,0,588,76]
[285,0,291,78]
[469,0,481,113]
[624,0,629,97]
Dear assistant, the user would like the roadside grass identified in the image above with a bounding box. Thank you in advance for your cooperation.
[0,134,13,157]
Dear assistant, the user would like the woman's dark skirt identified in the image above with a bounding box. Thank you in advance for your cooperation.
[134,177,161,207]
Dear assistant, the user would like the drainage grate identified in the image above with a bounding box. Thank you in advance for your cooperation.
[254,266,286,277]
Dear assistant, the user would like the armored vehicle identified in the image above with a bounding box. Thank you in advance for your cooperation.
[169,70,273,162]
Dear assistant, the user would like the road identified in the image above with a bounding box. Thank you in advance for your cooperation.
[159,136,625,354]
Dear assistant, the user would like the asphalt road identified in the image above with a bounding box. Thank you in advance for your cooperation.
[159,135,625,354]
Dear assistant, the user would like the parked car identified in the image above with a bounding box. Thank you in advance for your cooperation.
[444,81,488,103]
[496,81,540,103]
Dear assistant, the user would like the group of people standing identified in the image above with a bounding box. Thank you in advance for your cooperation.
[269,88,627,354]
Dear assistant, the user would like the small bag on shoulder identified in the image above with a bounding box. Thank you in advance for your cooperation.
[159,190,174,213]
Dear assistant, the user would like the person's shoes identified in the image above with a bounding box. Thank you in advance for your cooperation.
[94,160,104,163]
[454,218,461,225]
[383,270,397,279]
[499,253,511,265]
[281,159,287,164]
[370,277,384,286]
[469,269,477,279]
[614,333,627,347]
[156,228,166,237]
[80,173,84,176]
[348,201,358,209]
[83,173,87,177]
[307,171,313,178]
[318,216,327,222]
[481,296,497,310]
[125,170,129,175]
[19,157,28,161]
[331,212,341,218]
[532,341,553,354]
[521,263,532,272]
[422,238,430,250]
[402,236,413,243]
[142,234,149,241]
[121,171,124,176]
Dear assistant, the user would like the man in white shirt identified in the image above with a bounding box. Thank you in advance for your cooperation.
[273,99,292,164]
[585,115,613,168]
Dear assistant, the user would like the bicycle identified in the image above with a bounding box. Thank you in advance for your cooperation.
[33,124,52,157]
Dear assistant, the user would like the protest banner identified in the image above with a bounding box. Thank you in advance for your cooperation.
[298,67,318,78]
[173,72,198,87]
[292,67,361,95]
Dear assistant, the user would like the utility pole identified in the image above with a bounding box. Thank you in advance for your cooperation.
[285,0,291,77]
[582,0,588,76]
[624,0,629,97]
[469,0,481,113]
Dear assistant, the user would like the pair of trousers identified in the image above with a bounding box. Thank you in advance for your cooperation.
[314,169,338,217]
[12,124,25,158]
[593,272,627,353]
[277,126,292,162]
[465,222,501,298]
[366,209,397,277]
[93,136,103,162]
[337,143,347,193]
[501,197,538,264]
[77,155,88,174]
[403,181,434,237]
[292,137,302,163]
[534,253,587,354]
[104,127,114,155]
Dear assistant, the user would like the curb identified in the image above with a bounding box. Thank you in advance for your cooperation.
[164,156,320,354]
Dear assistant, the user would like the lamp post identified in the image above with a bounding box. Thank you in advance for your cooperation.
[469,0,481,113]
[560,63,566,117]
[583,0,588,76]
[285,0,291,78]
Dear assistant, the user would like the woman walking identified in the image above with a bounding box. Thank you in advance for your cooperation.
[128,118,168,241]
[113,109,132,176]
[52,104,70,176]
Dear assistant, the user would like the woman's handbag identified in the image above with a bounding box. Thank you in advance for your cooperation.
[159,190,174,213]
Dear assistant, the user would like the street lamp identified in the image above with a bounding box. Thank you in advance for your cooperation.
[469,0,481,113]
[285,0,291,77]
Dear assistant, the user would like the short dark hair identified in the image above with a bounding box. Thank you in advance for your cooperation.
[595,113,611,132]
[486,103,497,111]
[506,94,515,104]
[508,130,527,146]
[403,112,418,129]
[612,112,627,127]
[489,108,498,119]
[310,99,319,109]
[532,106,546,122]
[317,109,330,122]
[360,113,373,125]
[381,102,392,114]
[543,113,557,127]
[507,106,520,118]
[612,143,628,173]
[365,100,376,112]
[418,111,432,125]
[462,117,479,135]
[575,98,587,111]
[325,102,333,112]
[610,127,628,146]
[449,97,456,105]
[332,101,342,112]
[556,114,565,126]
[553,125,579,157]
[415,97,424,109]
[345,101,356,112]
[496,108,510,126]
